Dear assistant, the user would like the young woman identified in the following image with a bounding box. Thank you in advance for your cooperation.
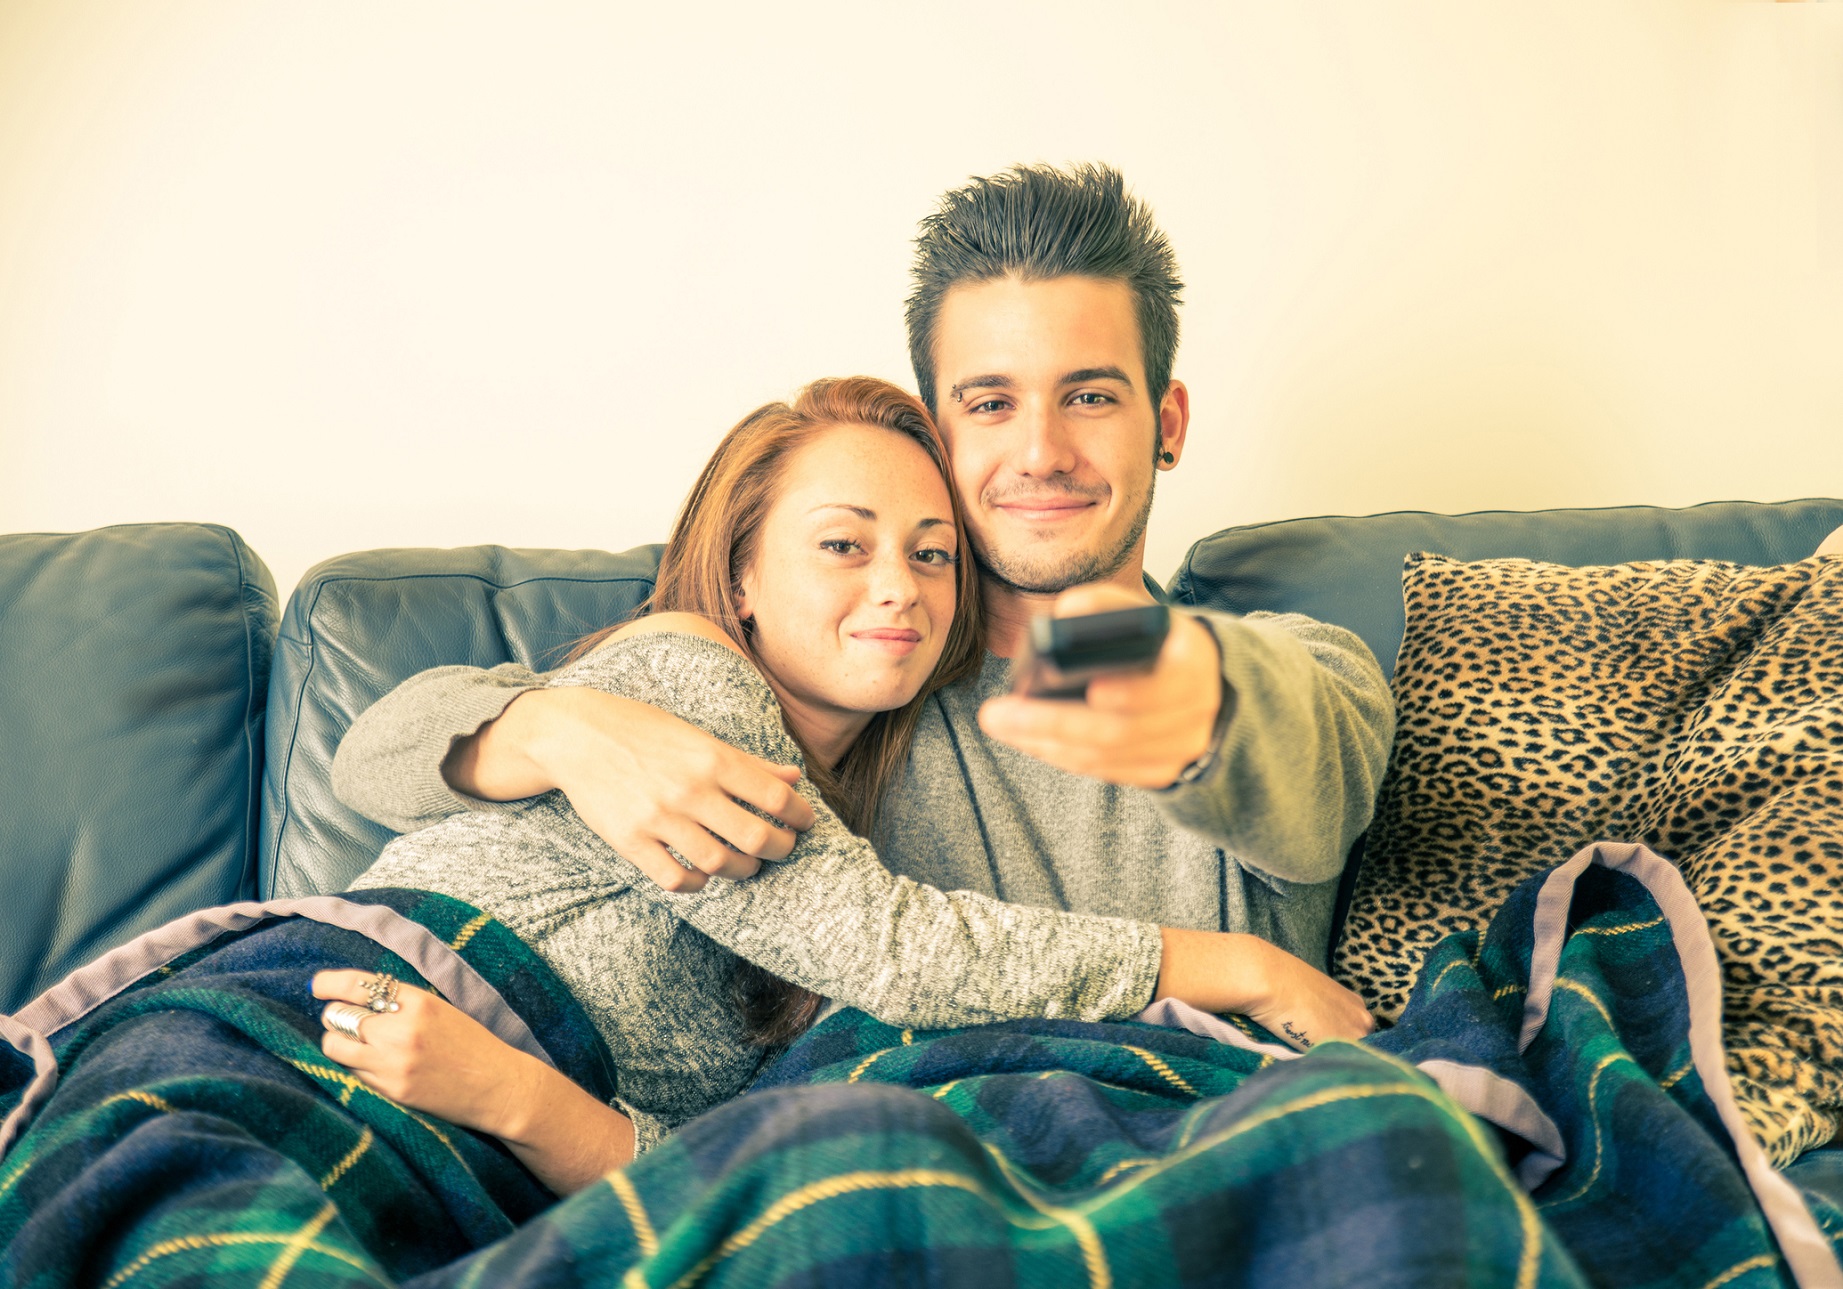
[318,377,1372,1195]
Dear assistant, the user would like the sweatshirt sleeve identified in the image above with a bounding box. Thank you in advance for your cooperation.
[545,634,1167,1029]
[331,662,549,833]
[1155,610,1395,887]
[655,797,1166,1029]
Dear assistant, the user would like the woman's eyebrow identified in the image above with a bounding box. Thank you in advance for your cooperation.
[809,504,876,519]
[808,505,953,532]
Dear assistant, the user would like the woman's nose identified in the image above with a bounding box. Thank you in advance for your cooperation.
[869,552,920,606]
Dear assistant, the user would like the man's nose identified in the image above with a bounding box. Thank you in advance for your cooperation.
[1010,402,1078,477]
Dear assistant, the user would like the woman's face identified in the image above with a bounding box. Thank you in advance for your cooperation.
[738,421,961,762]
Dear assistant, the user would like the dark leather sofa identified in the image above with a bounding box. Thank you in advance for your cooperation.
[5,499,1840,1018]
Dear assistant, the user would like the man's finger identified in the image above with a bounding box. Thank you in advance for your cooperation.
[1052,583,1146,618]
[1082,668,1166,711]
[996,740,1173,787]
[621,839,710,892]
[721,763,816,833]
[978,694,1131,747]
[659,817,762,882]
[702,795,799,864]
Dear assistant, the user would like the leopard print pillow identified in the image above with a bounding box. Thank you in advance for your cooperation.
[1333,553,1843,1164]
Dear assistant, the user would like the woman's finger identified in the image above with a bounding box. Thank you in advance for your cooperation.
[313,968,422,1014]
[311,969,379,1002]
[320,1021,379,1070]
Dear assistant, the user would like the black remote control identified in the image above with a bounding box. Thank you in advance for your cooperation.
[1011,604,1171,700]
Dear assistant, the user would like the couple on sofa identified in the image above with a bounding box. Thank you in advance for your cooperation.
[313,162,1396,1193]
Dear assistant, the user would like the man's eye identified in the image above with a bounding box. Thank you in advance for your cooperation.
[1070,391,1113,406]
[820,539,863,555]
[968,398,1009,415]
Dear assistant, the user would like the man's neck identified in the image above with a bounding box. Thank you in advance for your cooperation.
[982,562,1156,658]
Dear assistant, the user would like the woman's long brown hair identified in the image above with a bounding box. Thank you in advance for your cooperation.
[569,376,984,1044]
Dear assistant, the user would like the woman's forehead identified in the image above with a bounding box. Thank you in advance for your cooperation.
[778,422,949,503]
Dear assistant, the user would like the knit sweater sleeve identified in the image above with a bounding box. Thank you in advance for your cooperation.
[547,633,1166,1029]
[1156,610,1395,886]
[332,663,549,833]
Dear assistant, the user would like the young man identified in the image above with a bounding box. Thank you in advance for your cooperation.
[333,163,1394,971]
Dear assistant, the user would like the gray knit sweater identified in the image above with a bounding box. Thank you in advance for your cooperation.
[348,632,1166,1151]
[337,610,1395,967]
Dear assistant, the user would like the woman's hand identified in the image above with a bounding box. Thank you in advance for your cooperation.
[313,969,538,1138]
[1155,928,1375,1051]
[313,970,639,1194]
[1236,940,1376,1051]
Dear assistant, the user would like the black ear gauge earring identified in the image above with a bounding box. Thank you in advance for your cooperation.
[1158,447,1176,465]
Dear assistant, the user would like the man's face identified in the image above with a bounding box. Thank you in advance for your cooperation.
[930,274,1184,595]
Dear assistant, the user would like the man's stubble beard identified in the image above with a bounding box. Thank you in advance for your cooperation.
[972,469,1157,596]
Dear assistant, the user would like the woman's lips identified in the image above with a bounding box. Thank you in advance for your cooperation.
[852,627,922,655]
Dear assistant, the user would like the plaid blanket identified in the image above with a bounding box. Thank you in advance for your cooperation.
[2,844,1840,1287]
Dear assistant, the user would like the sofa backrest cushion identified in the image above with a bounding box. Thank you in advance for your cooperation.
[1166,499,1843,679]
[261,544,663,898]
[0,523,276,1011]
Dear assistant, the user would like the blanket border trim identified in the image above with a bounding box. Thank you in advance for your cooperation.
[1523,841,1842,1289]
[0,893,555,1159]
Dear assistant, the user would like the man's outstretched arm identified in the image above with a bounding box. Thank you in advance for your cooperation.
[977,586,1394,887]
[331,663,816,890]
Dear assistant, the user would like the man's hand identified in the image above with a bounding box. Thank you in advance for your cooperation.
[447,687,817,892]
[978,584,1227,788]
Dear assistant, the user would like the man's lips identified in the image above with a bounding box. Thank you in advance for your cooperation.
[993,497,1096,522]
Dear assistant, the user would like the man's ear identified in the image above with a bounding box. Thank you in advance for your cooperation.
[1155,379,1191,470]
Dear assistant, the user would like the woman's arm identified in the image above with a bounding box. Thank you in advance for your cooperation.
[313,970,636,1195]
[1154,927,1373,1048]
[547,630,1370,1040]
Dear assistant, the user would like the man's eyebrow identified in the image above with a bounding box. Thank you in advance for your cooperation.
[947,374,1012,401]
[1061,366,1134,389]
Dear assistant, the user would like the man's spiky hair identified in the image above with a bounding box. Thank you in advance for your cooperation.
[904,162,1184,414]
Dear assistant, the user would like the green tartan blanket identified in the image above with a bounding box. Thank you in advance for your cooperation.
[1,843,1840,1286]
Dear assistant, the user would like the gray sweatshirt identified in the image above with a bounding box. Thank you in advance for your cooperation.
[348,632,1167,1150]
[336,609,1393,966]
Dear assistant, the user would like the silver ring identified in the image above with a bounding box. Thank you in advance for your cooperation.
[322,1001,371,1043]
[365,972,402,1014]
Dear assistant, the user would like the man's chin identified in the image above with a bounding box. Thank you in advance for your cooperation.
[975,546,1132,596]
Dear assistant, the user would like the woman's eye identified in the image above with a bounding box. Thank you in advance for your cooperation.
[820,539,863,555]
[914,548,959,566]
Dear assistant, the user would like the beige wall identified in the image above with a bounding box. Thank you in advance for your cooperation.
[2,1,1839,600]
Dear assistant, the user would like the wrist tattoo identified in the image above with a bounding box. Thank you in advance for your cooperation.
[1282,1021,1311,1048]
